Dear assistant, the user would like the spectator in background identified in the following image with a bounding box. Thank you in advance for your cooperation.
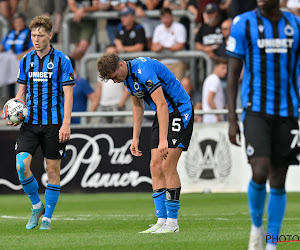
[181,77,202,122]
[98,0,136,45]
[202,58,227,123]
[286,0,300,17]
[108,6,146,53]
[0,13,34,97]
[96,76,130,124]
[135,0,164,50]
[163,0,193,49]
[0,0,23,28]
[68,0,100,60]
[70,58,99,124]
[41,0,68,43]
[0,13,33,59]
[229,0,257,18]
[151,7,187,80]
[214,18,232,60]
[195,3,223,59]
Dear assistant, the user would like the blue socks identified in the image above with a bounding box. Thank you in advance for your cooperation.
[44,184,60,219]
[266,188,286,244]
[20,175,41,206]
[152,189,167,219]
[248,179,266,227]
[165,188,181,219]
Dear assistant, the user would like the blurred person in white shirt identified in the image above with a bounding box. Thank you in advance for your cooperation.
[202,58,227,123]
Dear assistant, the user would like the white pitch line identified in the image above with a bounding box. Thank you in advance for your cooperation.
[1,215,299,222]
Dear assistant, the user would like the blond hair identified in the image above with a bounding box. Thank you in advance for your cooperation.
[29,16,52,33]
[97,53,122,80]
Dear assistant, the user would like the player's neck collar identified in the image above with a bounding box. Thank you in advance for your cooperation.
[256,8,282,22]
[34,45,54,60]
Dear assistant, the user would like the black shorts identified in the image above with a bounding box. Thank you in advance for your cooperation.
[151,101,194,151]
[15,123,67,159]
[243,112,300,165]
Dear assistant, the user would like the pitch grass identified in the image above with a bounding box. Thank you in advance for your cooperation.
[0,193,299,250]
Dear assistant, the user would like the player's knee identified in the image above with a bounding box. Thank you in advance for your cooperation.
[16,152,29,179]
[250,158,269,184]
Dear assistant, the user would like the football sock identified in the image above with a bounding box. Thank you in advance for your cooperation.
[248,179,266,227]
[44,184,60,219]
[20,174,41,206]
[266,188,286,245]
[165,188,181,220]
[152,188,167,223]
[32,201,42,209]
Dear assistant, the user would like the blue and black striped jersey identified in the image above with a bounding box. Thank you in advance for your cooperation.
[226,10,300,117]
[1,28,33,54]
[125,57,191,114]
[17,46,75,125]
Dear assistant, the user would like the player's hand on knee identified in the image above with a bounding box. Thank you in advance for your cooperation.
[158,140,168,160]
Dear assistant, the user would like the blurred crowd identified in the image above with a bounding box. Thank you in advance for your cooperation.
[0,0,297,124]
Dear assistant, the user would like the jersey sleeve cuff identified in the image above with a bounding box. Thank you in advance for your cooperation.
[17,79,27,84]
[226,50,244,59]
[149,83,161,95]
[62,80,75,86]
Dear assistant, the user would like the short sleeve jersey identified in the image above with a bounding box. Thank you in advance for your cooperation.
[1,28,33,54]
[17,46,75,125]
[226,10,300,117]
[125,57,190,113]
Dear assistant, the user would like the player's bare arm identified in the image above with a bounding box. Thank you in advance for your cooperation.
[151,86,169,160]
[59,85,73,143]
[227,56,243,146]
[130,95,144,157]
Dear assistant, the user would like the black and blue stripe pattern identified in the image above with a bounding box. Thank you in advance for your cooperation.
[17,45,75,125]
[227,10,300,117]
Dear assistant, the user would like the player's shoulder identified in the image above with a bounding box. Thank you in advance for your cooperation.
[20,50,35,61]
[282,10,300,25]
[232,10,256,26]
[52,47,71,63]
[131,57,157,80]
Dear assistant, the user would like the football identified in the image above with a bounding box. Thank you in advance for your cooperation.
[3,98,28,124]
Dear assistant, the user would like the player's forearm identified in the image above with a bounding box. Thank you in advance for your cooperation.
[156,102,169,141]
[227,57,243,122]
[132,101,144,140]
[15,85,26,101]
[63,88,73,125]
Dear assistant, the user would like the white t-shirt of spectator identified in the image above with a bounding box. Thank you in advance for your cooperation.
[98,78,125,106]
[202,74,224,123]
[287,0,300,9]
[152,21,186,64]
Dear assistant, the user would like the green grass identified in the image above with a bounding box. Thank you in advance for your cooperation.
[0,193,299,249]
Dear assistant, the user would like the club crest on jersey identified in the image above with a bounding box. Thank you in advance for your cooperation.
[284,25,294,36]
[47,62,54,69]
[134,81,139,90]
[146,80,154,89]
[30,62,34,68]
[137,68,142,74]
[258,24,264,33]
[69,73,74,81]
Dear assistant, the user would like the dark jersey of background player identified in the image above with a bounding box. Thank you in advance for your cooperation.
[17,45,75,124]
